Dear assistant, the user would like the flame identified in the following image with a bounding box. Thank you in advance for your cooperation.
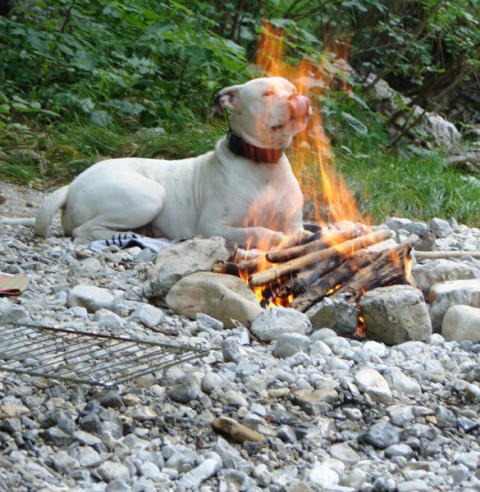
[357,313,367,337]
[253,22,369,235]
[255,22,366,227]
[241,21,369,307]
[242,22,410,310]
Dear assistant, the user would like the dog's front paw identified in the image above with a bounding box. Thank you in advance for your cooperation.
[293,229,314,243]
[269,232,289,248]
[273,229,313,250]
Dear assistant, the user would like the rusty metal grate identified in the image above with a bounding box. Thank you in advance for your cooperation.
[0,322,209,388]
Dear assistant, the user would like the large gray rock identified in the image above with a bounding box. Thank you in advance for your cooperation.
[442,305,480,342]
[250,307,312,342]
[366,75,460,149]
[415,109,460,148]
[429,279,480,332]
[306,296,358,335]
[144,236,236,304]
[446,151,480,173]
[176,457,223,489]
[412,259,480,295]
[386,217,429,237]
[165,272,262,328]
[359,285,432,345]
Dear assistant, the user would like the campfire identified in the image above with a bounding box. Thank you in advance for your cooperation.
[213,23,416,332]
[213,224,415,311]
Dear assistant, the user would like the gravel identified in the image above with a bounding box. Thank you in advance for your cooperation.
[1,180,480,492]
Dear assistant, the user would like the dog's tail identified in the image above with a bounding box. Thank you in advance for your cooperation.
[34,185,69,237]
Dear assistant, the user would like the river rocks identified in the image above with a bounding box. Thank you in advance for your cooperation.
[358,421,400,449]
[429,279,480,332]
[386,217,429,237]
[67,285,115,312]
[412,259,480,294]
[359,285,432,345]
[250,306,312,341]
[165,271,262,328]
[3,181,480,491]
[442,305,480,342]
[354,367,392,404]
[144,236,236,303]
[429,218,453,238]
[273,332,310,358]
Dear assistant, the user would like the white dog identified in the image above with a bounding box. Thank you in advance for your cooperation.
[7,77,311,247]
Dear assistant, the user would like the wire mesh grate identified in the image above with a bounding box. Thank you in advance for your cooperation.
[0,322,209,388]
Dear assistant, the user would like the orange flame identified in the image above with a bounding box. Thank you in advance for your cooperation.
[243,21,374,307]
[256,21,368,230]
[357,313,367,337]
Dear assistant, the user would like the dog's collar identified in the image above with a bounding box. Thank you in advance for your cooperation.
[227,129,283,164]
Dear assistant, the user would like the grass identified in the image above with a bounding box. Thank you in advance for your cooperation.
[0,116,227,187]
[334,147,480,225]
[0,113,479,227]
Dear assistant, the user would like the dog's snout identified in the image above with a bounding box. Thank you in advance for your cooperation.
[288,94,311,119]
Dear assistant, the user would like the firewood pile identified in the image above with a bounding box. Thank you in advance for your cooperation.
[213,224,417,312]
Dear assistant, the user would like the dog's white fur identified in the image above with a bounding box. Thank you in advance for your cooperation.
[6,77,311,247]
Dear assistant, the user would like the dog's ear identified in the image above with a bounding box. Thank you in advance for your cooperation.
[211,85,240,116]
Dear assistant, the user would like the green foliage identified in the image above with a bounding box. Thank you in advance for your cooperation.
[0,0,248,127]
[300,87,480,225]
[0,0,479,226]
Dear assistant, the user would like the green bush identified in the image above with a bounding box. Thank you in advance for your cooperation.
[0,0,478,225]
[0,0,248,127]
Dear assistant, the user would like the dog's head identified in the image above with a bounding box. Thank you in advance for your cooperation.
[212,77,311,150]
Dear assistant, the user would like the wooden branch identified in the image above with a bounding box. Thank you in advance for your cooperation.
[267,227,365,263]
[334,236,417,302]
[274,256,343,301]
[275,229,322,251]
[413,250,480,260]
[291,257,344,294]
[212,261,242,276]
[212,255,270,276]
[291,250,379,312]
[249,229,393,287]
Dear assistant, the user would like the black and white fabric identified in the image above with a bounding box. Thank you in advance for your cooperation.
[89,233,172,253]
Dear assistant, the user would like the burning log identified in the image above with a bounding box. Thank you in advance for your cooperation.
[212,255,270,276]
[273,256,343,301]
[335,235,417,297]
[289,257,344,294]
[267,228,364,263]
[249,229,394,288]
[292,235,417,312]
[290,250,380,311]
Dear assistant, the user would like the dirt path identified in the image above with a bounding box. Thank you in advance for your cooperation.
[0,180,44,219]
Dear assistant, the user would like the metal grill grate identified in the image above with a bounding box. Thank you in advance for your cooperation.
[0,322,209,388]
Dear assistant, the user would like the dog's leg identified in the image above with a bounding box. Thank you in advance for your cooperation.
[202,224,288,248]
[70,223,140,241]
[65,178,167,241]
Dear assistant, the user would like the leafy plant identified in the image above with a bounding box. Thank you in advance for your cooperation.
[0,0,478,226]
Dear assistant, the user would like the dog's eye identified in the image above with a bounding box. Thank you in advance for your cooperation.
[263,90,274,97]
